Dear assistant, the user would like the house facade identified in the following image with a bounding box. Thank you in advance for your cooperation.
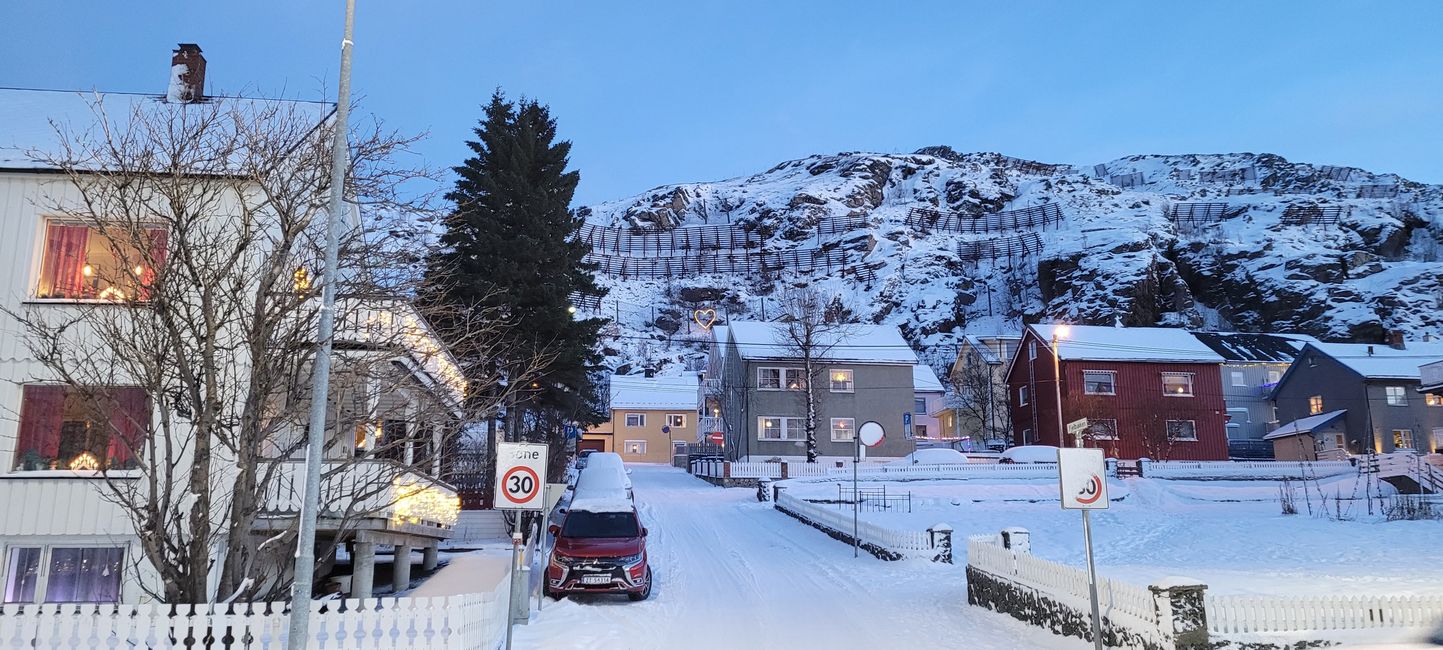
[0,59,463,604]
[1005,324,1229,460]
[1272,339,1443,455]
[706,321,919,462]
[941,334,1020,448]
[911,364,945,440]
[1190,332,1311,456]
[583,374,699,463]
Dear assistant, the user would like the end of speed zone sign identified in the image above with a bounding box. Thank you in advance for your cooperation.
[495,442,548,510]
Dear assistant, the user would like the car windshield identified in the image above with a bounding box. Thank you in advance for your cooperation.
[561,511,639,538]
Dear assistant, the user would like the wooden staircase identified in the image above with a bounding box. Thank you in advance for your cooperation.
[1362,452,1443,494]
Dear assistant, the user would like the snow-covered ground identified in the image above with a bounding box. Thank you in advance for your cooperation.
[513,464,1084,650]
[783,474,1443,597]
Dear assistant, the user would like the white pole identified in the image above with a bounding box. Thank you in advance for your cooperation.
[1081,509,1104,650]
[852,435,859,558]
[1052,332,1066,447]
[287,0,354,647]
[505,523,521,650]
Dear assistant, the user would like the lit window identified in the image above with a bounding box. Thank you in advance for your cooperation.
[783,369,807,391]
[1427,394,1443,407]
[36,222,167,301]
[1230,371,1247,387]
[1385,386,1408,407]
[666,414,686,428]
[1018,385,1030,406]
[757,368,781,390]
[14,385,148,471]
[1086,419,1118,440]
[1082,370,1116,395]
[43,547,124,603]
[1166,420,1198,441]
[829,369,854,393]
[831,418,855,442]
[1308,395,1324,415]
[758,417,803,441]
[1161,373,1194,397]
[625,413,645,428]
[623,440,647,455]
[1393,429,1415,450]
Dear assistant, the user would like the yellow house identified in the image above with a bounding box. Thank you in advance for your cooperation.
[583,374,699,464]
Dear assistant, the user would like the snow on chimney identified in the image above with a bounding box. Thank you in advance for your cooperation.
[1388,330,1406,350]
[168,43,206,102]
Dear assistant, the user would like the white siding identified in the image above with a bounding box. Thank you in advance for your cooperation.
[0,475,135,536]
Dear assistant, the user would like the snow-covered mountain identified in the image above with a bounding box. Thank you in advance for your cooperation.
[578,148,1443,377]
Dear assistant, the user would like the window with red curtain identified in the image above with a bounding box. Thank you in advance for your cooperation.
[14,385,149,471]
[35,223,167,301]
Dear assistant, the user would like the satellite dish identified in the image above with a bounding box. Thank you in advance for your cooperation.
[858,421,885,448]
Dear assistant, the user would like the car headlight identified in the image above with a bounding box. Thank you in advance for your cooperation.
[550,553,575,566]
[617,552,643,567]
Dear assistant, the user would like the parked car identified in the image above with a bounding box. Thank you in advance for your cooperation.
[572,452,633,500]
[545,494,652,601]
[999,445,1061,464]
[888,448,971,466]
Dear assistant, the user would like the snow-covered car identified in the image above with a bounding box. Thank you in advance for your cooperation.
[572,452,634,500]
[998,445,1061,464]
[888,448,971,466]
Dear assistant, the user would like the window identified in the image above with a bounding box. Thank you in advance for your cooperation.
[757,368,781,391]
[1385,386,1408,407]
[1166,420,1198,441]
[36,222,167,301]
[783,369,807,391]
[672,441,687,455]
[1427,394,1443,407]
[14,385,148,472]
[1029,341,1037,360]
[4,546,124,604]
[1226,408,1250,424]
[1334,434,1346,450]
[625,413,645,428]
[1267,370,1282,384]
[1433,428,1443,452]
[1086,419,1118,440]
[1018,385,1030,406]
[831,418,855,442]
[914,398,928,414]
[1308,395,1324,415]
[829,369,854,393]
[1082,370,1116,395]
[1161,372,1194,397]
[1393,429,1415,450]
[914,424,928,438]
[1230,371,1247,387]
[623,440,647,455]
[1022,428,1033,445]
[666,414,686,428]
[758,417,803,441]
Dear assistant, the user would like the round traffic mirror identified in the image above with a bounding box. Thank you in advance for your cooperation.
[858,421,885,447]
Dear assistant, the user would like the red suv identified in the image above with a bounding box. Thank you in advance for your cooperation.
[545,505,652,601]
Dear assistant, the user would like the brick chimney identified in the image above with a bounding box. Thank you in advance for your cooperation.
[1388,330,1406,350]
[168,43,206,102]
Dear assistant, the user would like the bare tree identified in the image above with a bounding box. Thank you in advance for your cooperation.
[951,348,1011,447]
[773,286,854,462]
[4,95,538,603]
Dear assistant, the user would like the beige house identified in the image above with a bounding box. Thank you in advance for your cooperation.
[584,374,699,464]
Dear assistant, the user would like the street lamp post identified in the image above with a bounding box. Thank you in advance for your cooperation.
[1051,324,1071,447]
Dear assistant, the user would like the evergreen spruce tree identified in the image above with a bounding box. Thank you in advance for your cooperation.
[424,91,606,492]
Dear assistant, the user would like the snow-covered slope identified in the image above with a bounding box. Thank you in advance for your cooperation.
[578,148,1443,377]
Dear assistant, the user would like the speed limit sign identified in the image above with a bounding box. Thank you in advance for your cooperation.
[494,442,549,510]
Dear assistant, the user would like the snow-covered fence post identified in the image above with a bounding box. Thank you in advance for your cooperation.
[1150,578,1209,650]
[774,484,787,502]
[780,462,790,480]
[1000,527,1031,554]
[1105,457,1118,478]
[757,478,772,502]
[723,461,732,479]
[1138,458,1152,478]
[927,523,954,564]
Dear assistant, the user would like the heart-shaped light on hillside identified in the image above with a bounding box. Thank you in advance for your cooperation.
[693,308,718,331]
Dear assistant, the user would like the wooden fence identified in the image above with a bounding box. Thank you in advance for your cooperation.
[967,535,1161,629]
[1207,594,1443,634]
[578,214,866,256]
[1281,204,1343,226]
[1166,202,1245,226]
[956,232,1044,262]
[775,491,936,555]
[585,243,867,279]
[905,204,1064,235]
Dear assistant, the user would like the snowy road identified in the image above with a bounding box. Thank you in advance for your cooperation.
[514,465,1076,650]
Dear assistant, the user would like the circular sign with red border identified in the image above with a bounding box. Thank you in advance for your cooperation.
[500,465,541,505]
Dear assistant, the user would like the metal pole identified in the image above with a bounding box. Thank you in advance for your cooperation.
[505,523,522,650]
[287,1,354,646]
[1081,509,1105,650]
[1052,333,1066,447]
[853,435,859,558]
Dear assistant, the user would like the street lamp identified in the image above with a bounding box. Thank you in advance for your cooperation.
[1051,324,1071,447]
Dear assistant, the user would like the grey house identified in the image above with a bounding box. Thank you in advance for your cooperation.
[1190,332,1311,456]
[1271,339,1443,456]
[704,321,919,462]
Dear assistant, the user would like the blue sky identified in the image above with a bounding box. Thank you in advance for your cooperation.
[3,1,1441,205]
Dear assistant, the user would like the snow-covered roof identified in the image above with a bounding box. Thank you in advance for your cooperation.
[609,374,698,411]
[1308,342,1443,380]
[913,364,944,393]
[1191,332,1313,363]
[727,321,917,364]
[963,334,1021,365]
[1029,324,1225,364]
[0,88,333,171]
[1263,410,1347,440]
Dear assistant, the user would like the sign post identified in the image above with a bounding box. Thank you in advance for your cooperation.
[494,442,549,650]
[1058,447,1108,650]
[903,412,914,440]
[1066,417,1090,439]
[855,422,886,559]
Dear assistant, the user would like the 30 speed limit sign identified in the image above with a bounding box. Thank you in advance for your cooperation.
[494,442,549,510]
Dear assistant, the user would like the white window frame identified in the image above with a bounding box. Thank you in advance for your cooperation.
[758,416,804,441]
[757,367,782,391]
[1166,419,1198,441]
[623,440,647,455]
[830,417,855,442]
[783,368,807,391]
[1385,386,1408,407]
[829,369,854,393]
[624,413,645,428]
[1082,370,1116,395]
[1086,419,1118,440]
[2,544,126,604]
[914,424,928,437]
[666,414,686,428]
[1392,429,1415,450]
[1308,395,1324,415]
[1161,372,1195,397]
[1427,394,1443,407]
[1267,370,1282,384]
[1230,371,1247,387]
[914,397,928,414]
[1226,408,1250,425]
[1018,385,1030,406]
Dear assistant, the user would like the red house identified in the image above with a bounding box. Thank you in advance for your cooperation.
[1004,324,1229,460]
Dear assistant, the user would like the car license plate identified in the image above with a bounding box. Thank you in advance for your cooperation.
[580,574,610,585]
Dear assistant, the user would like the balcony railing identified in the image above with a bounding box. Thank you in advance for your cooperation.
[261,460,459,531]
[699,416,725,436]
[702,378,722,395]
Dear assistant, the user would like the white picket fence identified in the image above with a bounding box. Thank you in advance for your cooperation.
[0,579,511,649]
[1208,593,1443,634]
[1143,460,1354,480]
[776,491,934,553]
[697,461,1059,480]
[967,535,1160,629]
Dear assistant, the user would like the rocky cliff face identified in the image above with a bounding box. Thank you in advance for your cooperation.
[579,148,1443,374]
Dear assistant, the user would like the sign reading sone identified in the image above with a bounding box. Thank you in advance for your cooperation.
[494,442,549,510]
